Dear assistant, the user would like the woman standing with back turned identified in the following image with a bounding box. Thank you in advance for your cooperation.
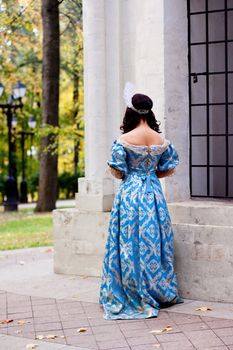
[99,85,184,320]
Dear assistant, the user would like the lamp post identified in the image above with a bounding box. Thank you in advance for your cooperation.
[0,81,26,211]
[18,116,36,203]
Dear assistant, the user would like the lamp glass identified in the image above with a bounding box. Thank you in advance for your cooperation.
[0,82,4,97]
[12,81,26,99]
[28,116,36,129]
[12,116,18,128]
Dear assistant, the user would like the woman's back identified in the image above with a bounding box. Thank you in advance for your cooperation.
[119,124,164,147]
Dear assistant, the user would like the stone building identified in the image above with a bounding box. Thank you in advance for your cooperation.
[54,0,233,302]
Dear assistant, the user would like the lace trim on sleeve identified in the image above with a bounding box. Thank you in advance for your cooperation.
[107,165,125,179]
[156,168,176,178]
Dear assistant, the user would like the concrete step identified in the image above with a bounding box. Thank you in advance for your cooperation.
[172,222,233,302]
[168,200,233,226]
[173,222,233,248]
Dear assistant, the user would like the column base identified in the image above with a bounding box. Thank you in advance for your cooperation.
[53,208,110,277]
[76,177,115,212]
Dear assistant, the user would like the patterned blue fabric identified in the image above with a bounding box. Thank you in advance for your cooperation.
[99,138,184,320]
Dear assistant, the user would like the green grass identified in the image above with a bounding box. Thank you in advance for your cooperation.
[0,211,53,250]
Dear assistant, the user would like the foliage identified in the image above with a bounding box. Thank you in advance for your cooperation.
[58,169,84,199]
[0,173,6,202]
[28,171,39,201]
[0,0,84,203]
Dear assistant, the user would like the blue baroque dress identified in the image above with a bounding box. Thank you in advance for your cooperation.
[99,138,184,320]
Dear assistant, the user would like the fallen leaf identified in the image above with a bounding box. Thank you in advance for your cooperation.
[150,325,173,334]
[163,325,173,332]
[195,306,212,312]
[17,320,30,325]
[36,334,60,340]
[35,335,45,340]
[46,334,58,339]
[26,344,38,349]
[45,248,54,253]
[77,328,87,333]
[150,329,163,334]
[0,319,13,324]
[19,261,25,265]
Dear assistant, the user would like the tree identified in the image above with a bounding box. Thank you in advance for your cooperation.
[0,0,42,204]
[35,0,60,212]
[0,0,84,206]
[59,0,83,185]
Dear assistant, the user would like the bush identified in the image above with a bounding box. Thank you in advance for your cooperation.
[28,172,39,201]
[0,174,6,203]
[58,170,84,199]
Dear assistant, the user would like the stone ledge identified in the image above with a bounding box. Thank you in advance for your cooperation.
[169,200,233,226]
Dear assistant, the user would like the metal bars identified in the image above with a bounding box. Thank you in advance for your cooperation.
[188,0,233,198]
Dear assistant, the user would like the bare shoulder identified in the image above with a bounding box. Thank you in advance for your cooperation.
[151,131,164,145]
[118,130,165,146]
[118,132,131,141]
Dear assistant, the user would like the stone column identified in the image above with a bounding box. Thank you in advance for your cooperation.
[76,0,114,212]
[163,0,190,202]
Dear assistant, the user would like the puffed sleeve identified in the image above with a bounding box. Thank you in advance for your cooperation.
[107,140,128,179]
[157,143,179,178]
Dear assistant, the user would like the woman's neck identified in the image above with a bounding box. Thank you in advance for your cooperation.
[135,119,150,128]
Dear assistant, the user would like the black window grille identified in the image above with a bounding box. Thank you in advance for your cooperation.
[188,0,233,198]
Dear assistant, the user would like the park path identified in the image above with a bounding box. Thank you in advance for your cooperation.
[18,199,75,210]
[0,248,233,350]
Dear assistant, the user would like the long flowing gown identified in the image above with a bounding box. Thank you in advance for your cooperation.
[99,138,184,320]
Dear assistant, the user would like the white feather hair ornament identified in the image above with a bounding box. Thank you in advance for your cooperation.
[123,81,135,108]
[123,81,150,114]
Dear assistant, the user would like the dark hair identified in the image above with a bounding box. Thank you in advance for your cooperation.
[120,93,161,134]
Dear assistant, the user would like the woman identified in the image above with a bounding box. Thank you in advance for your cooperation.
[99,93,184,320]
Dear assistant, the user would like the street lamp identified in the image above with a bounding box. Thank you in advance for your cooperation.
[18,116,36,203]
[0,81,26,211]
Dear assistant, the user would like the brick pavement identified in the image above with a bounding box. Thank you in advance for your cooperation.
[1,247,233,349]
[1,290,233,350]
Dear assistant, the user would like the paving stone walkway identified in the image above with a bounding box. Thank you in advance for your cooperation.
[1,248,233,349]
[1,290,233,350]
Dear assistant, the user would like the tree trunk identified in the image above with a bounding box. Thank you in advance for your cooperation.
[36,0,60,212]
